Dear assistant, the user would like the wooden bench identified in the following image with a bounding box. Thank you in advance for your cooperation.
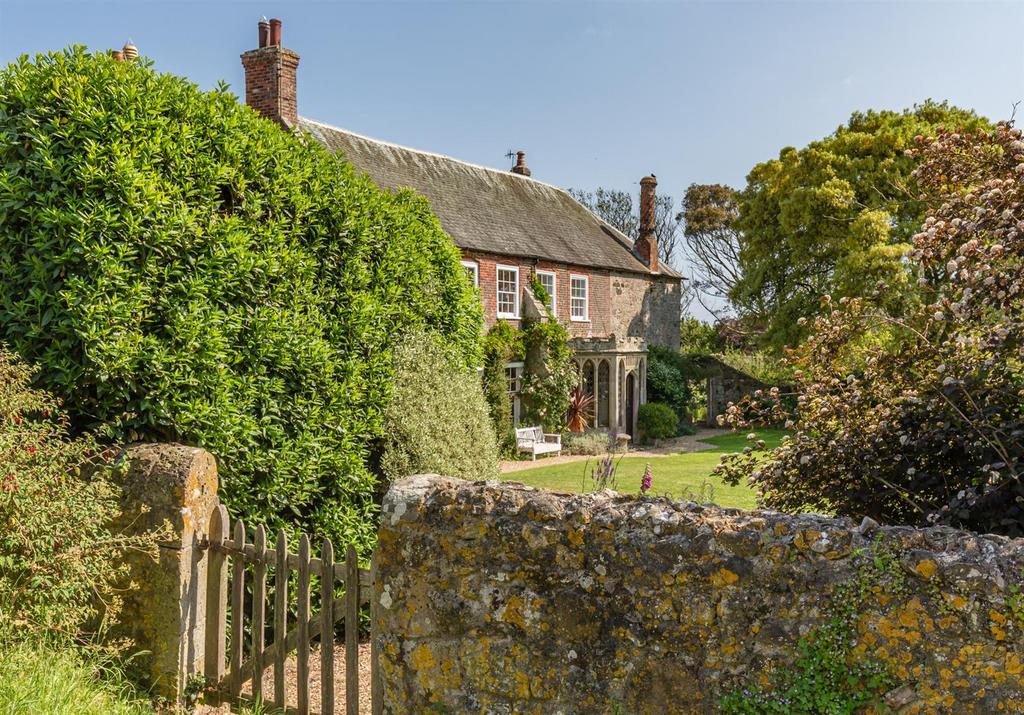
[515,426,562,461]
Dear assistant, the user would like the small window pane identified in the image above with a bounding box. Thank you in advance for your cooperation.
[537,272,556,312]
[571,276,588,320]
[497,267,519,317]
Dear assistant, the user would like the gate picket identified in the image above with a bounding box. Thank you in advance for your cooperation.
[203,509,374,714]
[274,528,288,710]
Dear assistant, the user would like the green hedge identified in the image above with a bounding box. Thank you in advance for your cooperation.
[637,402,678,443]
[0,49,482,553]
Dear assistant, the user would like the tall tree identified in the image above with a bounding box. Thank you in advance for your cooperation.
[681,183,744,321]
[569,187,683,270]
[731,101,990,350]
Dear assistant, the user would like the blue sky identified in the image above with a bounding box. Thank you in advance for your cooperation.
[1,0,1022,309]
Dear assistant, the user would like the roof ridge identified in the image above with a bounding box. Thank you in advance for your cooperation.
[299,116,571,194]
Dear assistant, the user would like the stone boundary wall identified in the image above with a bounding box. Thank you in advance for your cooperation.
[375,475,1024,714]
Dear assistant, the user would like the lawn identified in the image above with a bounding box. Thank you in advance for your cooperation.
[505,429,788,510]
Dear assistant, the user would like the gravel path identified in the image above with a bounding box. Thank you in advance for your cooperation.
[236,640,374,714]
[500,428,731,474]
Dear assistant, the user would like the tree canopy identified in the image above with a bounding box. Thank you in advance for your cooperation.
[718,121,1024,537]
[0,48,483,552]
[731,101,990,350]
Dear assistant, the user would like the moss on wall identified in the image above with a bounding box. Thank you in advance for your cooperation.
[375,476,1024,714]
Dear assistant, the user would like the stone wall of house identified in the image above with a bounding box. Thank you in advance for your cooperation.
[375,475,1024,714]
[610,271,682,350]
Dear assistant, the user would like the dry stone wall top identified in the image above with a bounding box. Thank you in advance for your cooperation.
[374,475,1024,714]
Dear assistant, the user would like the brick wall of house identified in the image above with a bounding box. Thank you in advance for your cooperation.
[460,249,614,339]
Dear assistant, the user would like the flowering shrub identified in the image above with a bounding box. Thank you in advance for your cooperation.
[584,454,621,492]
[716,122,1024,536]
[0,348,159,646]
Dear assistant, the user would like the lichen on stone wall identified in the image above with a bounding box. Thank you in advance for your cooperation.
[375,475,1024,714]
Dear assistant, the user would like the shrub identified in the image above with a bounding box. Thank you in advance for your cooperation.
[717,122,1024,536]
[647,346,693,428]
[562,430,609,456]
[0,49,482,552]
[0,348,159,645]
[637,402,678,443]
[380,331,499,482]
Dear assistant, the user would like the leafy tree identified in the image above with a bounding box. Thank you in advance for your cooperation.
[681,183,743,321]
[0,49,482,553]
[732,101,990,350]
[717,121,1024,537]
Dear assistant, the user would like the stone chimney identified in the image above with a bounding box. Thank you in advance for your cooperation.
[635,174,659,272]
[240,17,300,128]
[510,151,531,177]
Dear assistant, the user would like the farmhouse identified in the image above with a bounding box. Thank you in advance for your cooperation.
[239,19,683,437]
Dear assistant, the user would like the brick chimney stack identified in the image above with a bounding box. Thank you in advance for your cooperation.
[240,17,300,128]
[510,151,532,177]
[636,175,659,272]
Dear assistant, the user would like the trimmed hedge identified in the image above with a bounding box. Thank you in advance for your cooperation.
[0,49,482,552]
[637,402,678,443]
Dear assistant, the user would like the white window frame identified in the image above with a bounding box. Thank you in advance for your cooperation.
[570,274,589,322]
[505,361,525,425]
[496,264,520,319]
[461,260,479,288]
[536,270,557,314]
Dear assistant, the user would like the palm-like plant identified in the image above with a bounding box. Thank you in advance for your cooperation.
[566,387,595,433]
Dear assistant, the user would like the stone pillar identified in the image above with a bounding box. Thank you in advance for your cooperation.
[609,356,620,431]
[111,443,220,702]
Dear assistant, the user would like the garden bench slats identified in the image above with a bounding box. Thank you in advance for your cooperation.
[515,426,562,460]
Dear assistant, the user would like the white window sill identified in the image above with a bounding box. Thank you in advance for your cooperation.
[570,317,591,323]
[497,314,521,320]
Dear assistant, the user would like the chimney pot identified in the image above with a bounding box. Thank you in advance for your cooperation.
[511,150,532,177]
[637,174,659,272]
[241,18,300,127]
[258,18,270,48]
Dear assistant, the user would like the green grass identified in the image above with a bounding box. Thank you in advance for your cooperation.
[506,429,788,510]
[0,642,154,715]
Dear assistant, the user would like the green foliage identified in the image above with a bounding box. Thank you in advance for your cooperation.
[380,331,499,483]
[520,318,576,431]
[562,430,611,456]
[0,48,482,552]
[732,101,990,350]
[714,350,793,386]
[481,318,577,453]
[637,402,678,443]
[647,345,703,430]
[717,122,1024,536]
[0,641,154,715]
[481,322,524,454]
[0,348,160,646]
[721,541,897,714]
[678,317,723,353]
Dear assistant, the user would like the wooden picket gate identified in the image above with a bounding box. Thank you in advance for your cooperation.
[203,504,382,714]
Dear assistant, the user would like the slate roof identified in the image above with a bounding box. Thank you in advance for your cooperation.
[299,118,680,278]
